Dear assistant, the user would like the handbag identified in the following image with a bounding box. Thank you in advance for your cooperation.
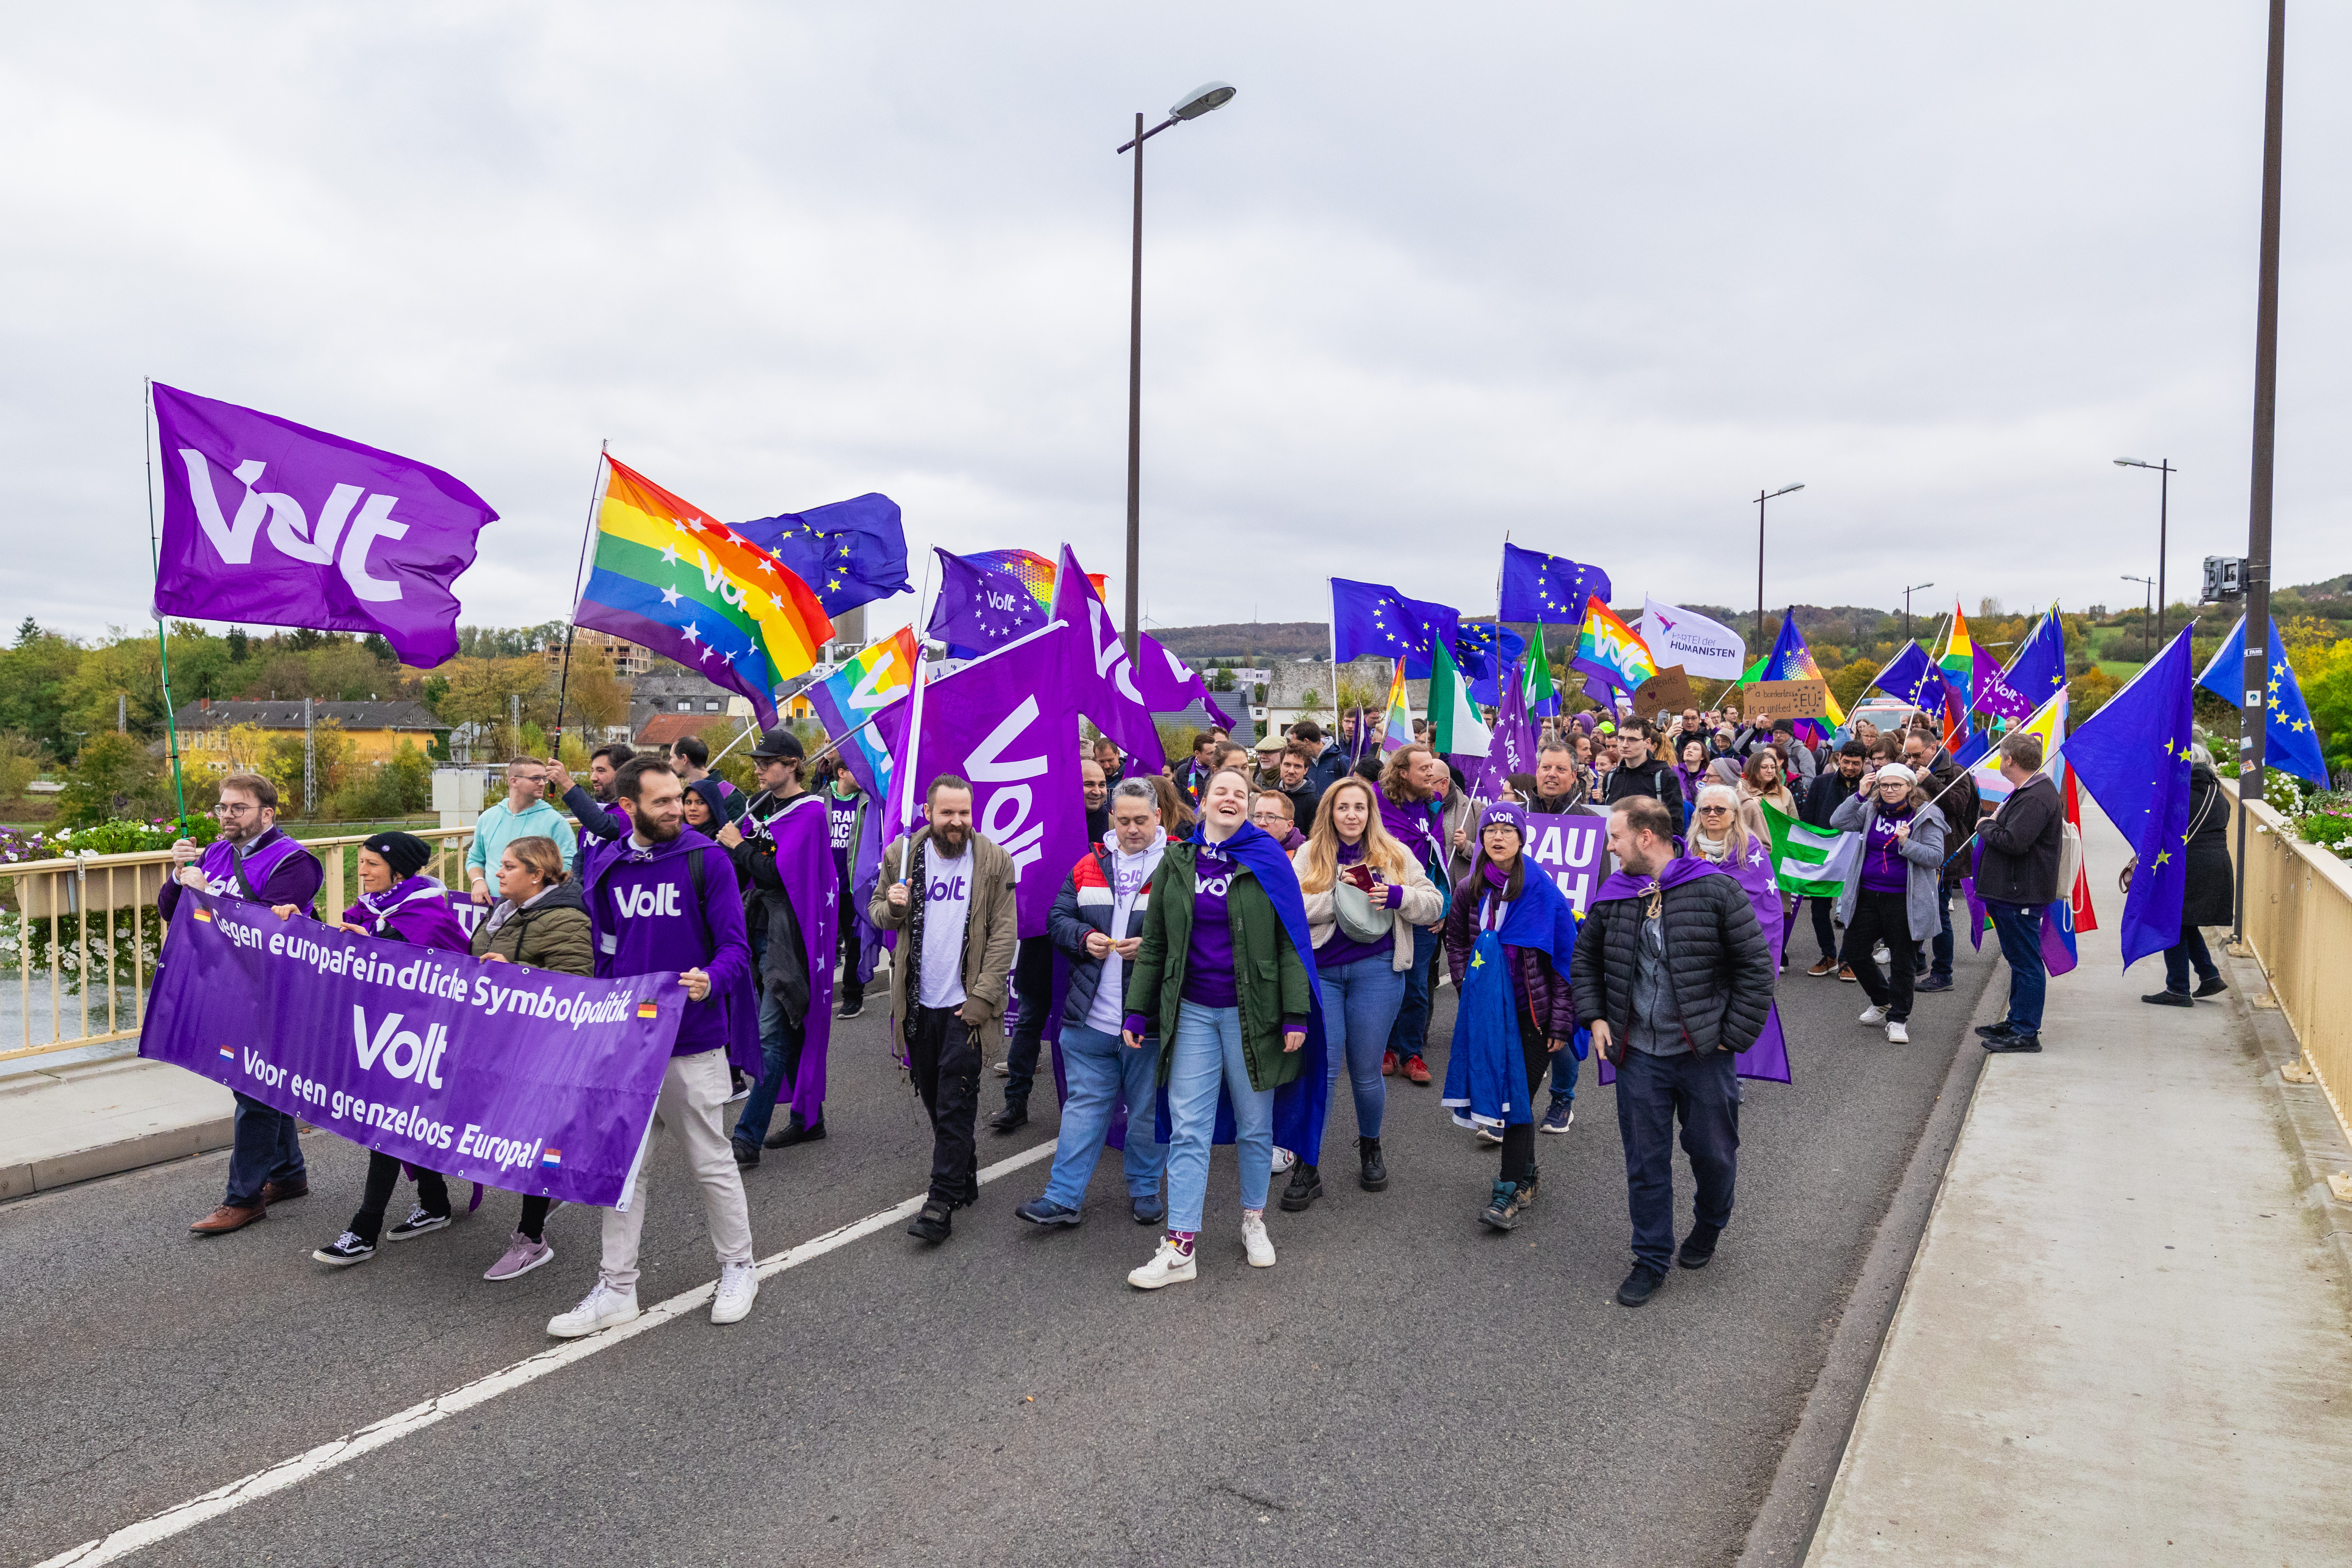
[1333,875,1396,944]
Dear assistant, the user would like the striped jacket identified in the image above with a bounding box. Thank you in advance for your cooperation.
[1047,840,1160,1033]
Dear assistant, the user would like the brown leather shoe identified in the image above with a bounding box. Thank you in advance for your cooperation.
[1403,1055,1433,1086]
[190,1202,266,1235]
[261,1178,309,1203]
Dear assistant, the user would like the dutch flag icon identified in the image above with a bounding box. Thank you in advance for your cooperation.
[541,1148,563,1169]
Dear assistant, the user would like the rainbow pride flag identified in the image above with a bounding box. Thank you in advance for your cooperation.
[1378,658,1414,753]
[1759,613,1844,743]
[1937,603,1976,682]
[806,625,918,800]
[1571,596,1657,699]
[575,457,833,726]
[961,548,1102,612]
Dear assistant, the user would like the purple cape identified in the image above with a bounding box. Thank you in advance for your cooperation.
[768,792,838,1116]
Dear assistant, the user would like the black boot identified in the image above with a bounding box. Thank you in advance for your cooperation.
[1358,1136,1388,1192]
[1279,1161,1322,1211]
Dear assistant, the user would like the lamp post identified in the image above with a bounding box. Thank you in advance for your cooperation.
[1116,80,1236,659]
[2113,457,2175,647]
[1902,581,1935,643]
[2122,574,2154,661]
[1753,483,1804,652]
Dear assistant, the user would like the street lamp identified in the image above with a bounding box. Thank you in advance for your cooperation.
[1116,80,1236,658]
[1754,483,1804,651]
[1902,581,1936,643]
[2114,457,2175,648]
[2122,574,2155,662]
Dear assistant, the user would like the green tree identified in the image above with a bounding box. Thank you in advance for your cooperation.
[0,627,87,756]
[57,732,167,827]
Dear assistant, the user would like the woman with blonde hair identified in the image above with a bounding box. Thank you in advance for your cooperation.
[1736,753,1799,968]
[1288,776,1442,1204]
[1149,772,1195,838]
[1689,782,1763,862]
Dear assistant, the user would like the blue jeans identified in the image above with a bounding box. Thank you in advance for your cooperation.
[1384,922,1442,1062]
[1930,883,1955,978]
[1613,1047,1740,1275]
[1040,1024,1167,1209]
[1550,1041,1581,1099]
[1319,954,1405,1140]
[1987,900,2046,1033]
[225,1092,304,1207]
[2163,927,2220,994]
[733,943,809,1151]
[1164,1002,1275,1234]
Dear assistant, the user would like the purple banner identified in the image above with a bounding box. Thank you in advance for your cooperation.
[139,891,686,1208]
[1053,544,1166,773]
[151,383,496,668]
[885,621,1088,939]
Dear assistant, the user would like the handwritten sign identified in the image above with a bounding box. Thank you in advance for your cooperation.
[1739,678,1830,723]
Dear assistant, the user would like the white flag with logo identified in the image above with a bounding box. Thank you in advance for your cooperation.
[1639,597,1748,680]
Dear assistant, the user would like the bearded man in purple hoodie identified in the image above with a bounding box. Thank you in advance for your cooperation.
[549,757,763,1339]
[1574,794,1774,1310]
[168,772,325,1237]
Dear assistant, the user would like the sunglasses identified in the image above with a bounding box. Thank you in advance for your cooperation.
[1695,804,1733,815]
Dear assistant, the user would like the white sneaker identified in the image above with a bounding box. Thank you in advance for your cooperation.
[1872,942,1891,964]
[547,1281,639,1339]
[1886,1020,1910,1044]
[1270,1146,1296,1174]
[710,1260,759,1325]
[1859,1005,1887,1026]
[1241,1212,1276,1268]
[1474,1126,1504,1147]
[1127,1238,1198,1290]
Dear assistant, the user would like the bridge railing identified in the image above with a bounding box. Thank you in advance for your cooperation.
[2223,781,2352,1144]
[1,827,481,1065]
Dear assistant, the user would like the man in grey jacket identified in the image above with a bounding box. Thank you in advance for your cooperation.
[1974,733,2065,1053]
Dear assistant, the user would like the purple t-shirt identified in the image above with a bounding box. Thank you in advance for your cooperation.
[1862,808,1913,894]
[1317,843,1402,969]
[1181,843,1240,1008]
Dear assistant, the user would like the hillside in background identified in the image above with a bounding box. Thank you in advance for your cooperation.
[1148,622,1330,660]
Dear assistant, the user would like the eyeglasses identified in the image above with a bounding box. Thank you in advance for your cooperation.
[1695,804,1733,815]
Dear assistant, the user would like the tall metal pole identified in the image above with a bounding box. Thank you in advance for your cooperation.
[1754,490,1767,653]
[1122,110,1145,661]
[2156,459,2172,647]
[2234,0,2285,949]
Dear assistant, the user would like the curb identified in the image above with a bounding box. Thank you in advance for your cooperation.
[0,1057,240,1203]
[1733,957,2002,1567]
[2219,946,2352,1292]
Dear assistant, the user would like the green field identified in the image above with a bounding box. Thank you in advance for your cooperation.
[2096,660,2146,680]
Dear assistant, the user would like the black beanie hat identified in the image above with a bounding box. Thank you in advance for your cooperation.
[363,831,432,880]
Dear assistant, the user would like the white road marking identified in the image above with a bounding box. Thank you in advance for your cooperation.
[35,1138,1060,1568]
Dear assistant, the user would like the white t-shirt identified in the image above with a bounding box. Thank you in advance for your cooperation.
[1083,836,1164,1036]
[918,842,973,1010]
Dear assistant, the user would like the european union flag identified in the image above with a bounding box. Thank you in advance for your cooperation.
[733,493,910,616]
[1456,621,1527,705]
[2196,615,2332,787]
[1331,578,1458,678]
[1999,609,2068,712]
[2064,626,2196,968]
[1872,641,1949,711]
[1498,543,1613,626]
[926,547,1045,660]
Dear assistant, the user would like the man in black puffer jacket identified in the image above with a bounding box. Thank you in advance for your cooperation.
[1574,795,1775,1309]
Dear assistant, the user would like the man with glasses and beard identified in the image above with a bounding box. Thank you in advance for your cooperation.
[171,773,325,1236]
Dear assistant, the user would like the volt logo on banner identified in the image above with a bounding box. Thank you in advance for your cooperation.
[140,891,686,1209]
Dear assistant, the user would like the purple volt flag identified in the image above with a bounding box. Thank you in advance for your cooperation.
[886,621,1088,938]
[1053,544,1167,774]
[926,548,1047,660]
[140,890,684,1208]
[151,383,495,668]
[1135,631,1237,730]
[765,792,839,1118]
[1463,657,1539,806]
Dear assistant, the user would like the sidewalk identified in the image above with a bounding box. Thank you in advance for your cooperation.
[0,1055,233,1201]
[1806,798,2352,1564]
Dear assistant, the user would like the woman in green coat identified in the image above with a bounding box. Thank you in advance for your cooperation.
[468,834,595,1281]
[1120,767,1313,1289]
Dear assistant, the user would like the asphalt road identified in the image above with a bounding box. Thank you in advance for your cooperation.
[3,931,1996,1568]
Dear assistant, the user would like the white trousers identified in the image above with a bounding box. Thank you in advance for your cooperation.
[599,1048,754,1290]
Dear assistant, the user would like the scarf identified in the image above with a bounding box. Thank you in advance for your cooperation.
[480,880,555,940]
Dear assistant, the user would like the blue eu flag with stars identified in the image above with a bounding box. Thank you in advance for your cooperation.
[733,492,910,616]
[1498,543,1613,626]
[926,547,1045,660]
[2000,608,2069,708]
[1331,578,1459,678]
[2195,615,2331,788]
[2064,626,2196,968]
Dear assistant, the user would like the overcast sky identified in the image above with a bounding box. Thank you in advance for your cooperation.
[8,3,2348,654]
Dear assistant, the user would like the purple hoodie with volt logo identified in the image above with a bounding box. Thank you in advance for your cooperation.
[584,828,759,1076]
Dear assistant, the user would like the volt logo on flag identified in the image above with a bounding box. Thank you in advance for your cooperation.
[151,383,498,668]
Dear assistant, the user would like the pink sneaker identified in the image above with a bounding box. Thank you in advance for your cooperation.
[483,1232,554,1281]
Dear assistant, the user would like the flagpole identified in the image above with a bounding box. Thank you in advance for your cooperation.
[1326,577,1338,728]
[142,379,188,825]
[551,441,608,747]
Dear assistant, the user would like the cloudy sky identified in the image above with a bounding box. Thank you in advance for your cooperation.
[8,3,2348,652]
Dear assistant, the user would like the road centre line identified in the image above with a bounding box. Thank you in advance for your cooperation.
[33,1138,1061,1568]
